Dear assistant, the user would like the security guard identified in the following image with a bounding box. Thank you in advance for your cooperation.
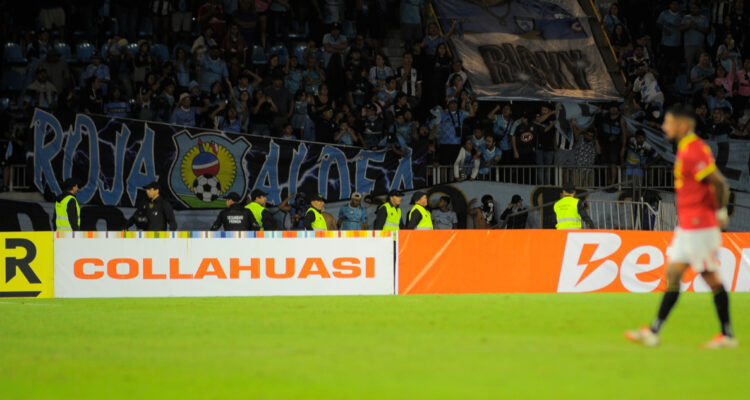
[554,182,595,229]
[406,191,433,230]
[373,190,404,231]
[144,181,178,231]
[210,192,259,231]
[245,189,275,231]
[304,193,327,231]
[54,178,81,231]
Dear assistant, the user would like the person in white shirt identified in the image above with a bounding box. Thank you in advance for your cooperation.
[453,137,480,181]
[632,62,665,115]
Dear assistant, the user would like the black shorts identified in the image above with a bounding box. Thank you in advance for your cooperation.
[601,142,621,164]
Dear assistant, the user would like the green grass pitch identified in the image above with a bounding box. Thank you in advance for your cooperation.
[1,293,749,399]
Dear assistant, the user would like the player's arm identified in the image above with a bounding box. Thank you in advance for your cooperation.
[705,169,730,227]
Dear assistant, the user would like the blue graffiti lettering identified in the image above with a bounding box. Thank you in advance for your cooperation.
[31,109,64,194]
[253,141,281,205]
[390,149,414,191]
[354,150,386,195]
[65,114,101,203]
[287,143,307,196]
[126,124,157,203]
[98,124,131,205]
[318,146,351,199]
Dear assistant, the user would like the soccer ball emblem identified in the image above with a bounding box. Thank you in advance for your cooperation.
[192,174,221,202]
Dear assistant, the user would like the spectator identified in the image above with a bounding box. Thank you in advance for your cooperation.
[467,195,497,229]
[597,104,627,187]
[37,48,71,95]
[390,112,414,145]
[303,55,325,94]
[25,68,57,111]
[487,103,517,163]
[511,111,537,166]
[150,0,172,44]
[251,88,278,136]
[81,77,104,115]
[453,137,479,181]
[680,2,709,67]
[338,193,368,230]
[479,134,502,176]
[82,51,111,96]
[104,87,131,118]
[39,2,65,34]
[360,103,384,148]
[200,45,230,93]
[714,65,735,95]
[279,123,297,140]
[421,20,456,56]
[268,0,291,44]
[401,0,425,46]
[535,104,557,184]
[603,3,622,34]
[266,73,293,131]
[27,27,52,60]
[632,62,665,116]
[198,0,227,40]
[191,25,218,64]
[445,74,465,105]
[172,0,194,44]
[174,47,192,88]
[707,107,733,142]
[335,120,364,146]
[171,92,204,127]
[438,98,473,164]
[624,130,659,178]
[322,22,348,98]
[716,33,741,74]
[369,54,394,88]
[397,52,422,106]
[656,1,682,77]
[431,196,457,229]
[222,24,249,65]
[500,194,528,229]
[610,24,631,57]
[736,58,750,110]
[572,123,598,186]
[470,126,485,153]
[377,77,399,107]
[424,43,452,109]
[211,100,248,132]
[695,102,711,138]
[446,60,468,89]
[623,45,650,80]
[708,87,733,115]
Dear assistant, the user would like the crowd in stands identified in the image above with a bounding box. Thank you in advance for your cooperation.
[2,1,750,192]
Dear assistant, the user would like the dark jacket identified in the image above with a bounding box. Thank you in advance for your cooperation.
[211,203,259,231]
[146,196,177,231]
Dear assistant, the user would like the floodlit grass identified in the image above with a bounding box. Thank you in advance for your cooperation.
[1,293,748,399]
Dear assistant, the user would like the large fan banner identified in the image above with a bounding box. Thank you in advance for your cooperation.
[435,0,620,101]
[30,109,427,209]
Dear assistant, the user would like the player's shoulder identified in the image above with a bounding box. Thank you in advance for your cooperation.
[679,134,712,156]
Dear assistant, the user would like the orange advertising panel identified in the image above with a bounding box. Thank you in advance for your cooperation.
[398,230,750,294]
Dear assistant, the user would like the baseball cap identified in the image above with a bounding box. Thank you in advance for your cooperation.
[224,192,241,202]
[448,98,458,104]
[144,181,160,190]
[351,192,362,200]
[511,194,522,204]
[562,182,576,193]
[410,191,427,205]
[331,22,342,30]
[388,189,404,197]
[178,92,190,103]
[188,80,200,91]
[310,193,325,202]
[251,189,268,199]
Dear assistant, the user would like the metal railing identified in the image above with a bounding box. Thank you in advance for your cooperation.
[427,165,674,189]
[8,164,29,191]
[587,200,666,230]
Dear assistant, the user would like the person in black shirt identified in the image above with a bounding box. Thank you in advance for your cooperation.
[373,190,404,230]
[535,104,557,185]
[125,198,150,231]
[143,181,177,231]
[315,105,337,143]
[210,192,259,231]
[708,107,734,141]
[53,177,81,231]
[500,194,528,229]
[511,112,539,183]
[596,105,627,187]
[81,76,104,115]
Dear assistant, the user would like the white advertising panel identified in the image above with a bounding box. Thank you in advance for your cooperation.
[54,234,395,298]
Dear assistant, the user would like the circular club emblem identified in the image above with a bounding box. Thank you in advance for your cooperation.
[520,131,535,143]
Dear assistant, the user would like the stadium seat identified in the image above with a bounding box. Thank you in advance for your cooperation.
[54,42,75,63]
[1,70,24,91]
[251,45,267,65]
[293,43,307,66]
[342,20,356,39]
[0,97,9,111]
[3,43,27,64]
[151,43,170,63]
[269,45,288,64]
[76,42,95,63]
[288,21,309,40]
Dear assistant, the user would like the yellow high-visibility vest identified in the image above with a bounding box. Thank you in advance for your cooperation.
[408,204,433,230]
[380,202,402,231]
[245,202,266,230]
[306,207,327,231]
[55,194,80,231]
[554,196,582,229]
